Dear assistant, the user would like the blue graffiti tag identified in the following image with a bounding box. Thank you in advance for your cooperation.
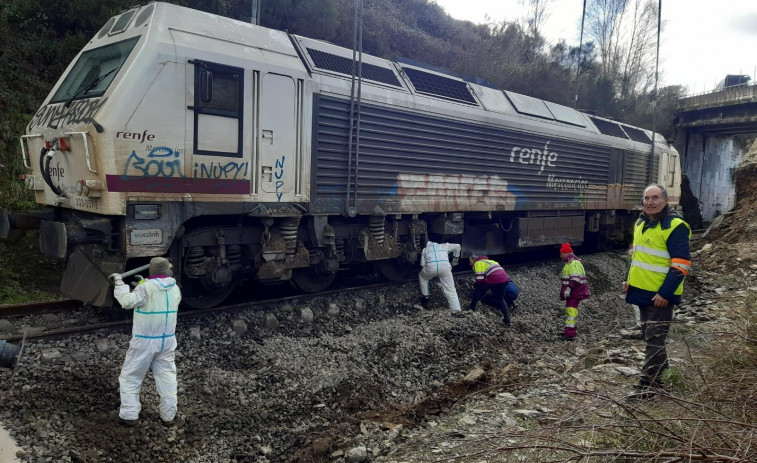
[122,146,184,178]
[275,155,286,202]
[193,161,249,180]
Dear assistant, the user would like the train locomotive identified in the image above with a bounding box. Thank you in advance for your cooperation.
[2,2,682,309]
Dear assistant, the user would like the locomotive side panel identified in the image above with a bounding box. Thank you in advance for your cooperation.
[311,95,629,216]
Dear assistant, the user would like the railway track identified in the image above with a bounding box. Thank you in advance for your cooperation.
[0,278,417,342]
[0,299,81,318]
[0,251,586,343]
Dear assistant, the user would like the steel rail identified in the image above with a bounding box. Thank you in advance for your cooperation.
[0,299,81,318]
[0,278,414,342]
[0,257,561,342]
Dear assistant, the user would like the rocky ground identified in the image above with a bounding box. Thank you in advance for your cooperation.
[0,249,656,463]
[0,241,732,463]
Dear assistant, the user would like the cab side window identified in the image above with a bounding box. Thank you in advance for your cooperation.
[189,60,243,157]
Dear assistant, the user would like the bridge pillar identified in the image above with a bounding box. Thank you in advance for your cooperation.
[674,84,757,224]
[673,131,749,222]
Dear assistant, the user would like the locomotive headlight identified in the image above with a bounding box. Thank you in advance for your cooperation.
[44,138,70,152]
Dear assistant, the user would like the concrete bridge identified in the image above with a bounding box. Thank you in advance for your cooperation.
[672,83,757,223]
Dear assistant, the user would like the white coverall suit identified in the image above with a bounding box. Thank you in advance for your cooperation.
[114,277,182,422]
[418,242,462,311]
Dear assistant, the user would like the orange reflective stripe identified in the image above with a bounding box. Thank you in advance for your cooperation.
[670,258,691,276]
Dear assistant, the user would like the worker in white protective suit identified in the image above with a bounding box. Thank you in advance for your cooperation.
[418,241,462,311]
[110,257,182,427]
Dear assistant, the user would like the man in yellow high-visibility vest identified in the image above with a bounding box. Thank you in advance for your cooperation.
[623,184,691,401]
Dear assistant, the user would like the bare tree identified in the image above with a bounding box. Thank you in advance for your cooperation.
[620,0,658,97]
[518,0,554,38]
[585,0,627,78]
[585,0,660,99]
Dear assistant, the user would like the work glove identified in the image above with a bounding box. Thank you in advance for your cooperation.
[564,287,571,298]
[451,258,459,267]
[109,273,124,286]
[130,275,145,287]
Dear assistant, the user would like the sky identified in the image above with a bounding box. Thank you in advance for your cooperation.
[432,0,757,95]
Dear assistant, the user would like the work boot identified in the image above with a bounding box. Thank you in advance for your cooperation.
[162,416,186,428]
[501,310,511,326]
[626,379,665,401]
[110,410,138,426]
[420,296,429,308]
[626,385,658,401]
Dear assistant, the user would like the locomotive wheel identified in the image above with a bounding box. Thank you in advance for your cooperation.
[181,278,236,309]
[289,266,337,293]
[373,258,417,282]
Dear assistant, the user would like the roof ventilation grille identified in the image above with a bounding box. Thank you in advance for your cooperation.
[307,48,402,87]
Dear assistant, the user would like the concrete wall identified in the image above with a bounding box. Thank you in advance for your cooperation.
[675,133,748,222]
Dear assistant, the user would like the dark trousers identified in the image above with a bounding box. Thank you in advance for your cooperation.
[504,281,519,309]
[471,283,510,324]
[639,304,674,387]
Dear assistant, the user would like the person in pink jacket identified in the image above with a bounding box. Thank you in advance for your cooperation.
[468,255,515,325]
[559,243,590,340]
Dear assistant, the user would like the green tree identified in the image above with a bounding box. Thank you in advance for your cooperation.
[260,0,341,42]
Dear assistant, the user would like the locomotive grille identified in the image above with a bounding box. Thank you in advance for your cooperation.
[589,116,629,140]
[622,126,653,144]
[312,95,614,215]
[306,48,402,88]
[402,68,477,104]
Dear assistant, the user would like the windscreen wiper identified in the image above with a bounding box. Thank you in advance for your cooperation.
[64,67,118,108]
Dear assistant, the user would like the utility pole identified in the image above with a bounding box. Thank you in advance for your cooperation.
[345,0,364,218]
[648,0,662,184]
[574,0,586,109]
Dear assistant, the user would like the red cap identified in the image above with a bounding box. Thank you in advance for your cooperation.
[560,243,573,254]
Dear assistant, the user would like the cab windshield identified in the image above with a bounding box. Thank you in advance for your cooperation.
[50,37,139,104]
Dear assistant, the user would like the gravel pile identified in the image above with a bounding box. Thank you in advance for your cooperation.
[0,252,637,463]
